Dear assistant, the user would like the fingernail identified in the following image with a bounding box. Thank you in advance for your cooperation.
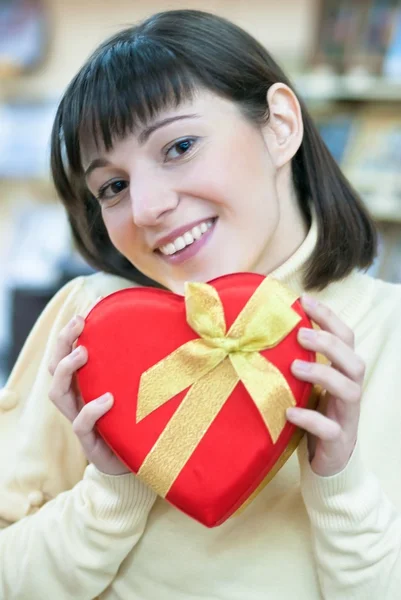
[298,327,316,341]
[72,346,83,356]
[286,407,298,418]
[96,393,113,404]
[302,295,319,309]
[70,317,78,327]
[293,360,312,372]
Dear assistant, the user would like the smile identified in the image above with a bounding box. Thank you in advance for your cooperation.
[156,218,217,265]
[158,219,214,256]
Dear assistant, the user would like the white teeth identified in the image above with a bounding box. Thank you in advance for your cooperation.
[192,226,202,240]
[173,237,186,251]
[183,232,194,245]
[159,219,214,256]
[165,243,176,255]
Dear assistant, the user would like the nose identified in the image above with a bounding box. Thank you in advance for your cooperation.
[130,177,179,228]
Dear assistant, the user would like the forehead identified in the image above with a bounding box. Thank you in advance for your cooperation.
[80,90,236,166]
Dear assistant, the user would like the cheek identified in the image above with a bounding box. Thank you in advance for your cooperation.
[184,147,260,209]
[102,207,156,275]
[102,206,136,252]
[211,132,274,196]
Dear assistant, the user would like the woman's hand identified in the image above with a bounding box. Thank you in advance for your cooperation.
[286,296,365,477]
[48,312,130,476]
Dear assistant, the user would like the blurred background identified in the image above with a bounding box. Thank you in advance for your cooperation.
[0,0,401,386]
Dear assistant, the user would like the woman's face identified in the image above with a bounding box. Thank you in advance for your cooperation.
[84,89,303,294]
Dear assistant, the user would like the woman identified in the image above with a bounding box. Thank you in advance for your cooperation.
[1,9,400,599]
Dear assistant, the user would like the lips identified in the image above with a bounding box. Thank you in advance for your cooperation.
[157,218,217,265]
[159,220,214,256]
[153,217,217,252]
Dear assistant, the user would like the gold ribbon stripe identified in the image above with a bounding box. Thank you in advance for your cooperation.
[136,277,302,498]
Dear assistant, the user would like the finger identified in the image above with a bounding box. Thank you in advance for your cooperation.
[52,346,88,396]
[286,407,341,442]
[291,360,362,406]
[49,347,88,421]
[70,296,104,352]
[297,328,365,382]
[72,393,113,454]
[48,316,85,376]
[69,296,103,355]
[301,296,355,348]
[48,379,80,422]
[48,297,104,377]
[73,378,85,412]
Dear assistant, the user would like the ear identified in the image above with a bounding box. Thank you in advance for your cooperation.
[262,83,304,169]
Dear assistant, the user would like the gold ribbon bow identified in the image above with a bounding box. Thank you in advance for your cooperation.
[136,278,301,497]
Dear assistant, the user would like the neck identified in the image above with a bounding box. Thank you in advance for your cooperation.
[269,212,316,296]
[254,189,310,285]
[267,206,309,276]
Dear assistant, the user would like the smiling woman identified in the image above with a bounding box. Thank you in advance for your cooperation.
[1,8,401,600]
[51,9,375,293]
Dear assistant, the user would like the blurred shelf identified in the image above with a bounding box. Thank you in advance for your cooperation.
[295,73,401,103]
[369,206,401,224]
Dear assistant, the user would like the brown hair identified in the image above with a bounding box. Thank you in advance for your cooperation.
[50,9,377,290]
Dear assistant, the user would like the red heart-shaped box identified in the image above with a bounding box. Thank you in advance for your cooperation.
[77,273,316,527]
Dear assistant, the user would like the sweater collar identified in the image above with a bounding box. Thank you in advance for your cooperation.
[269,214,373,327]
[269,215,318,297]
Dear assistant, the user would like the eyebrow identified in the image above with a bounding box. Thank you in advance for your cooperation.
[84,113,199,179]
[138,113,199,144]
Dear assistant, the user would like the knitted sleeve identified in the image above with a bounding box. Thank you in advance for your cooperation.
[300,439,401,599]
[0,276,156,599]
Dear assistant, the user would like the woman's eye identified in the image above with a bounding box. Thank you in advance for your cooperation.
[97,179,128,202]
[165,137,197,161]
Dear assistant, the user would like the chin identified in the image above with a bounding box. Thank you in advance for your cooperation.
[161,257,249,294]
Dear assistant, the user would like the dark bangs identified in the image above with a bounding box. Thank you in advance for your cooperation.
[59,37,198,178]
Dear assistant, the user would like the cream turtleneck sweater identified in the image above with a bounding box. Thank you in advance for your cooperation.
[1,220,401,600]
